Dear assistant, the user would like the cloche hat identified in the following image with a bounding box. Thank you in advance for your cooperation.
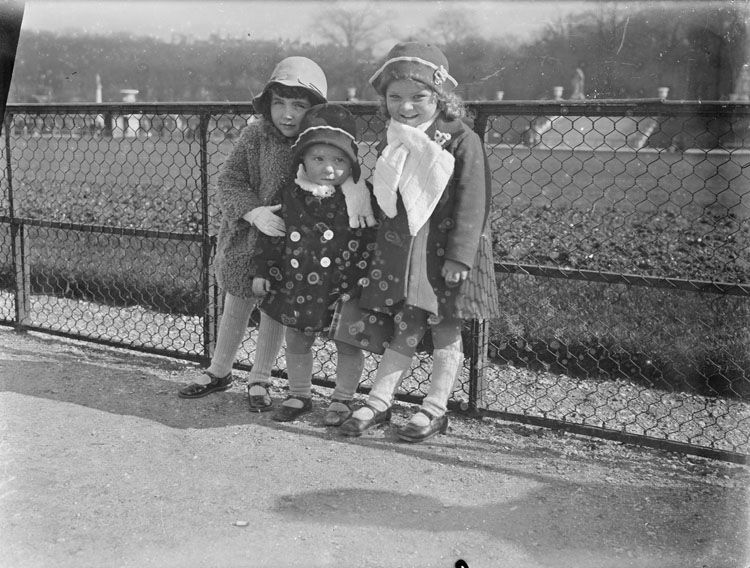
[252,56,328,115]
[292,103,361,183]
[369,41,458,96]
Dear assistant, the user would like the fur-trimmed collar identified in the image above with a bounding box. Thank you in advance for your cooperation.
[294,163,336,198]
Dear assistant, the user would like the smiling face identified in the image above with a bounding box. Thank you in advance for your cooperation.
[301,143,352,186]
[385,79,439,127]
[269,92,313,138]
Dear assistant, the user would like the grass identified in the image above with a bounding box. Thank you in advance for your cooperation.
[488,273,750,400]
[486,145,750,222]
[1,133,749,400]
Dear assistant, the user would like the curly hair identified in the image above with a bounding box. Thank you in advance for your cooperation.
[258,84,320,121]
[377,83,468,121]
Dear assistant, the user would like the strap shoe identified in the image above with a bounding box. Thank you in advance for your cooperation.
[339,405,392,437]
[396,409,448,443]
[177,372,232,399]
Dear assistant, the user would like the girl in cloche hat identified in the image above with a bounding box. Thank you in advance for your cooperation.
[340,42,500,442]
[178,57,329,412]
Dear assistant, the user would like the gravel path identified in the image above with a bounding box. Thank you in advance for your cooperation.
[1,327,749,568]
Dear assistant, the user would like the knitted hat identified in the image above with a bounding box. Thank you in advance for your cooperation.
[292,103,361,183]
[369,41,458,96]
[252,56,327,115]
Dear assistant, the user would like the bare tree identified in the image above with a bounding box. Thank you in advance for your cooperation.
[420,8,477,46]
[313,4,385,52]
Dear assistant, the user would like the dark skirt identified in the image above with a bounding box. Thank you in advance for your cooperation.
[454,232,500,320]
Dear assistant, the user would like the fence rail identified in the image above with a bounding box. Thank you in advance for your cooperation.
[1,100,749,464]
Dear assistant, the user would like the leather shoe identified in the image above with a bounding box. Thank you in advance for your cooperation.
[178,372,232,399]
[247,382,273,413]
[396,410,449,443]
[324,399,353,427]
[272,396,313,422]
[339,405,391,437]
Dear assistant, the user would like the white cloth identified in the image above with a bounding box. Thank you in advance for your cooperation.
[295,164,376,228]
[373,119,455,235]
[295,163,336,198]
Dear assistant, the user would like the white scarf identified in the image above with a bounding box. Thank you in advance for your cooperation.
[373,119,455,235]
[295,164,376,229]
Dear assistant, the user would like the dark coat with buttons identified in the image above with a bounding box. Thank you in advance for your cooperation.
[359,115,499,321]
[252,182,378,333]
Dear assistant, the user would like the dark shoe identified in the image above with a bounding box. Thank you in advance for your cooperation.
[247,382,273,413]
[339,405,392,437]
[396,409,449,443]
[178,372,232,399]
[324,399,353,427]
[272,396,313,422]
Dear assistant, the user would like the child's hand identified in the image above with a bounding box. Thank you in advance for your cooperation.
[341,178,377,228]
[243,204,285,237]
[252,277,270,297]
[441,259,469,288]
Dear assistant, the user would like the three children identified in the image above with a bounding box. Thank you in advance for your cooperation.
[182,42,498,444]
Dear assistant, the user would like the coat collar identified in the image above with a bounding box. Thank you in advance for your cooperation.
[376,115,466,153]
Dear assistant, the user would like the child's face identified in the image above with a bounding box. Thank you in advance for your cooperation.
[385,79,439,127]
[302,144,352,186]
[270,92,312,138]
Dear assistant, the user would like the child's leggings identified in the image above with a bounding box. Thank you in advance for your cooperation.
[367,306,463,416]
[285,327,363,400]
[207,293,285,382]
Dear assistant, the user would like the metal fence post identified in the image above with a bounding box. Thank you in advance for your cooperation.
[466,105,493,412]
[207,235,220,359]
[468,318,489,412]
[4,113,30,329]
[11,221,29,329]
[198,111,214,363]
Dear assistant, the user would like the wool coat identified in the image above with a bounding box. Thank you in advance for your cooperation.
[252,182,378,334]
[359,114,500,321]
[213,117,295,299]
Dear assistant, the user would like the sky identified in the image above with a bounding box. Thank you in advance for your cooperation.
[18,1,739,56]
[19,0,607,51]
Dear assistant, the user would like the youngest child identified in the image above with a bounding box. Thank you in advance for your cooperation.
[251,103,377,424]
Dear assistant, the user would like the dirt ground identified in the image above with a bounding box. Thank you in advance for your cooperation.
[1,327,749,568]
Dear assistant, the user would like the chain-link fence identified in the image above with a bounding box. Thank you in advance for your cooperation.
[1,101,748,463]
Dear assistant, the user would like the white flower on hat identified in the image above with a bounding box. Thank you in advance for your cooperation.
[433,65,449,86]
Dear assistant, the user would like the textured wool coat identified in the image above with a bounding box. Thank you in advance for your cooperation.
[252,182,378,333]
[213,117,295,299]
[359,115,500,321]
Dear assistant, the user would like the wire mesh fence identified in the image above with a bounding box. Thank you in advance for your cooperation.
[1,100,748,462]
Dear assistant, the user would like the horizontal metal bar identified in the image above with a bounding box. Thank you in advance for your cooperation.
[0,323,209,365]
[0,216,204,241]
[5,102,260,114]
[6,100,750,119]
[473,408,750,465]
[472,100,750,118]
[495,262,750,296]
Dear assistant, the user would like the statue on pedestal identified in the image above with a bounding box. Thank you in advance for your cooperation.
[570,67,585,100]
